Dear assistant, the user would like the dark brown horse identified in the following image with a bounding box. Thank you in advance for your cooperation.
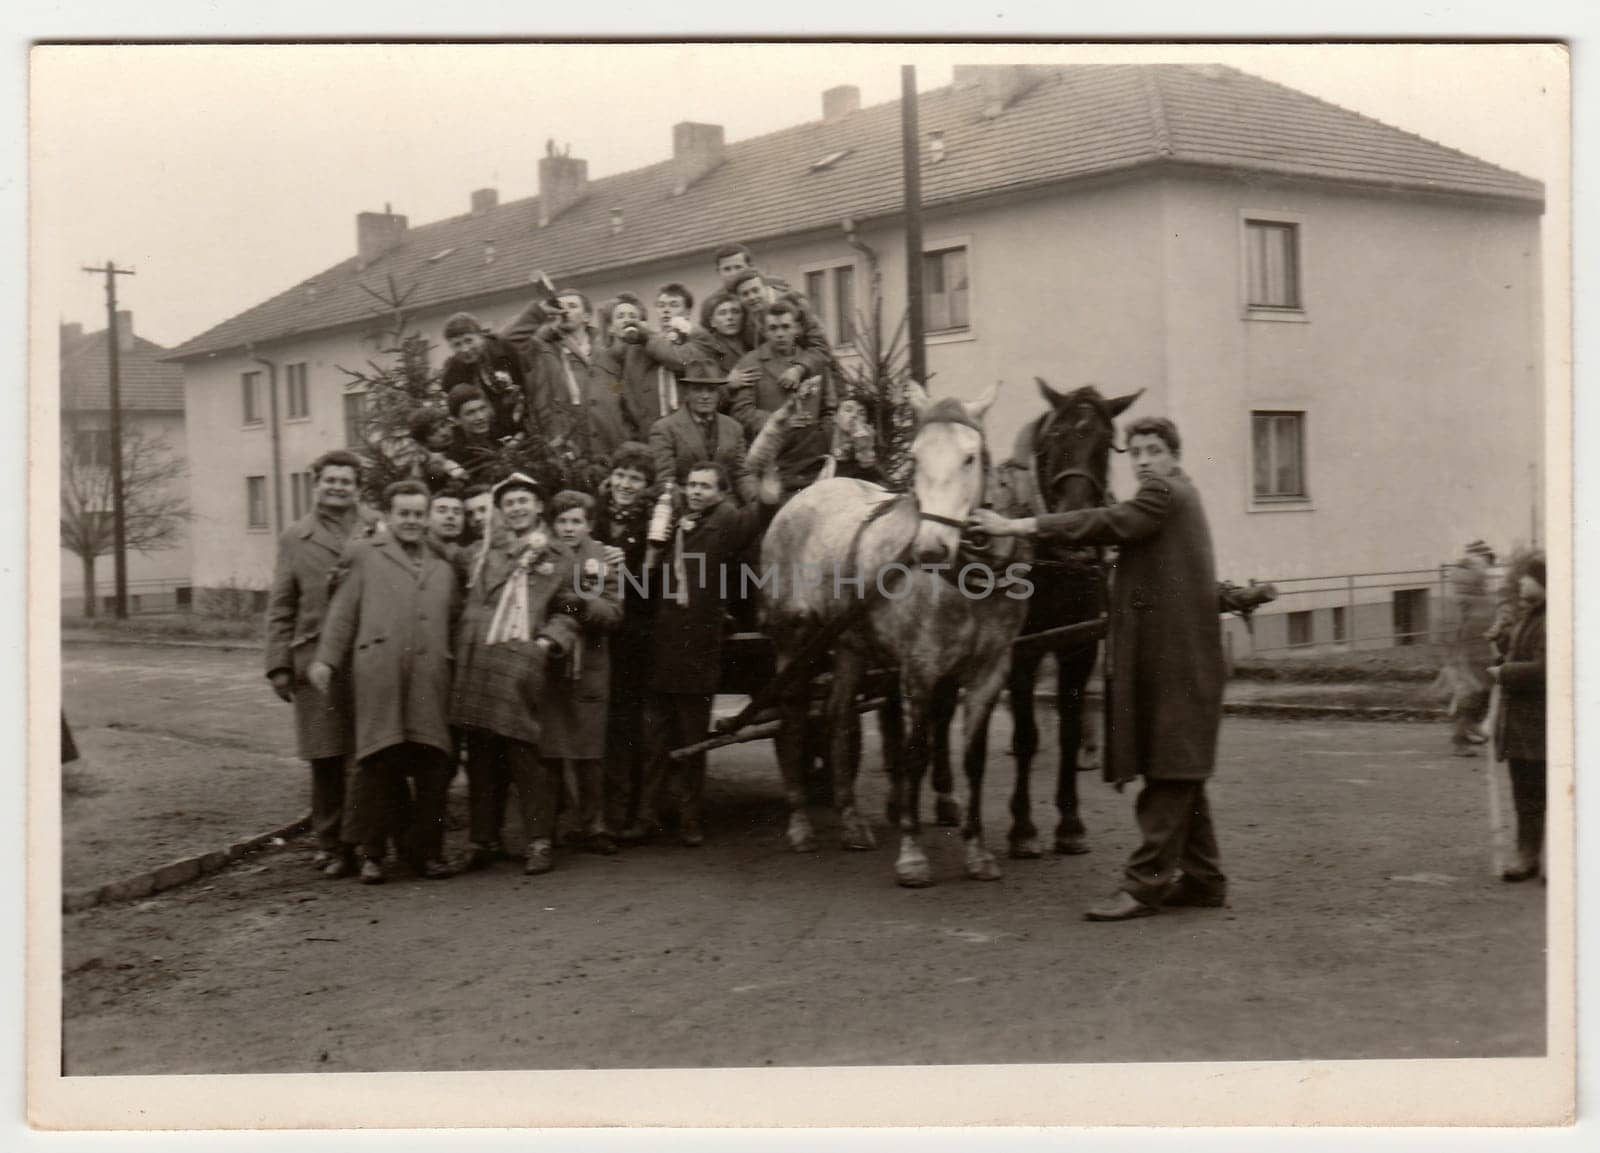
[998,379,1141,858]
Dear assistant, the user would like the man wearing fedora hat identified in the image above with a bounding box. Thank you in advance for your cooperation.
[648,364,757,504]
[449,471,583,875]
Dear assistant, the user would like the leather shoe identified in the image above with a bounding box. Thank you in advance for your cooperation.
[310,849,336,870]
[1502,856,1541,883]
[619,821,658,845]
[1163,879,1227,908]
[358,858,385,885]
[524,839,554,875]
[460,844,495,872]
[680,821,705,848]
[421,858,455,880]
[1084,891,1159,921]
[588,831,620,856]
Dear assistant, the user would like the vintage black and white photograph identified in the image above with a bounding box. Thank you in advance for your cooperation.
[28,39,1572,1129]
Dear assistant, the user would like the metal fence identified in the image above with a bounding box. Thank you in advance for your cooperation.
[1236,564,1469,657]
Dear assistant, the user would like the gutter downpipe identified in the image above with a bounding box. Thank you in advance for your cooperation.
[246,344,285,534]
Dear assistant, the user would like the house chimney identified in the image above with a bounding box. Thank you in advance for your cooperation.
[822,84,860,121]
[471,187,499,215]
[114,310,135,352]
[356,207,409,269]
[954,64,1050,117]
[670,122,724,196]
[538,140,588,227]
[60,321,84,348]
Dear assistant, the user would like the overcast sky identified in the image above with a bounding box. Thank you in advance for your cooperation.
[32,42,1567,350]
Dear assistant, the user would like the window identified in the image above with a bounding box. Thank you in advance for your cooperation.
[923,245,970,333]
[1331,605,1347,644]
[241,371,263,425]
[246,476,268,530]
[72,428,111,468]
[1244,220,1301,310]
[803,263,858,347]
[343,392,369,448]
[289,471,314,520]
[1251,411,1307,501]
[285,363,310,419]
[1393,589,1430,647]
[1287,611,1313,648]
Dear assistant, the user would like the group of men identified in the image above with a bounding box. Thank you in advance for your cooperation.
[267,241,856,883]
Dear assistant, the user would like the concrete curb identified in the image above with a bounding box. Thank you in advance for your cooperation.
[62,813,311,914]
[62,633,263,653]
[1034,693,1443,723]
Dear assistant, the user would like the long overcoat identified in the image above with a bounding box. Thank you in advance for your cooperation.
[598,334,689,439]
[449,532,582,747]
[1494,603,1546,762]
[648,406,758,503]
[263,509,378,760]
[649,499,767,695]
[727,344,836,493]
[1036,469,1223,784]
[540,537,624,760]
[314,536,460,762]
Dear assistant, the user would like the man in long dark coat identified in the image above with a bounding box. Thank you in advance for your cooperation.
[627,461,772,846]
[971,416,1228,921]
[264,450,378,877]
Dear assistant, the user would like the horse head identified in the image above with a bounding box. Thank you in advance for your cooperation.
[1033,377,1143,513]
[906,379,998,564]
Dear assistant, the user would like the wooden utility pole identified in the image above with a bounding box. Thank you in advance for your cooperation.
[900,64,927,385]
[81,261,136,619]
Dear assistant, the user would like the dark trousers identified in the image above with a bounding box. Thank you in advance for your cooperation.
[462,730,561,849]
[639,691,714,830]
[310,755,348,851]
[345,743,449,863]
[604,633,651,831]
[1121,779,1226,906]
[1507,758,1547,864]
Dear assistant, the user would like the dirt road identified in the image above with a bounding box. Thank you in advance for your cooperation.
[59,645,1544,1073]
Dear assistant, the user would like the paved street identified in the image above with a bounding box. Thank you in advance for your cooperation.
[60,642,1546,1073]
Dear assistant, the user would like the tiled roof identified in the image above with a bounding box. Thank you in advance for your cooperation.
[62,329,185,411]
[167,63,1544,361]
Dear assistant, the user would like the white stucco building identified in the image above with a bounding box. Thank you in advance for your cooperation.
[167,63,1543,647]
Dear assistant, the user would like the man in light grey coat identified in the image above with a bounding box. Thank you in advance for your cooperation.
[311,481,461,884]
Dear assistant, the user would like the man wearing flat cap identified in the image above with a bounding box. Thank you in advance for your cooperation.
[648,364,757,505]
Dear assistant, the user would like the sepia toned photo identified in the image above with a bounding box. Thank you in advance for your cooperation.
[27,40,1573,1130]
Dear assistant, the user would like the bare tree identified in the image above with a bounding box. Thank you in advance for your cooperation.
[60,418,191,618]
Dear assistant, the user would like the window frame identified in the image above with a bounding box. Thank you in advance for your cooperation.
[921,236,975,344]
[241,370,264,426]
[1238,210,1308,323]
[1247,406,1313,512]
[245,475,269,531]
[285,362,311,422]
[798,257,862,351]
[343,389,370,449]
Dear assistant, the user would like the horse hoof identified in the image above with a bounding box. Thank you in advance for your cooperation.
[840,816,877,851]
[965,854,1003,882]
[1008,835,1043,860]
[895,845,932,888]
[787,814,817,854]
[896,864,933,888]
[1054,834,1091,856]
[934,797,962,827]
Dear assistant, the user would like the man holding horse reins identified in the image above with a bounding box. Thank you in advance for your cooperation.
[971,416,1229,922]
